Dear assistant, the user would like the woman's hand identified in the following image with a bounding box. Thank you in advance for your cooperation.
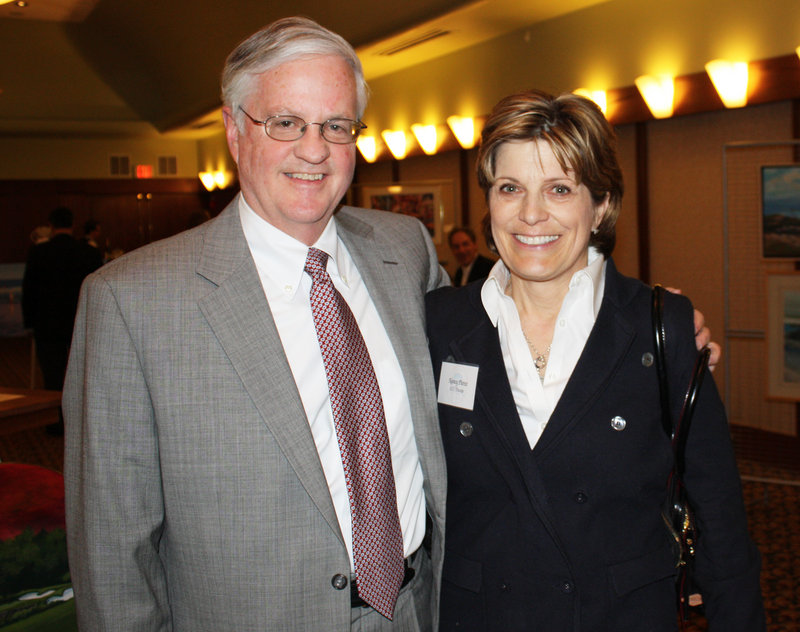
[664,287,721,371]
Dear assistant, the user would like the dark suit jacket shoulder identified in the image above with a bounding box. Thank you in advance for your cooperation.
[453,254,495,286]
[425,259,764,631]
[22,233,102,338]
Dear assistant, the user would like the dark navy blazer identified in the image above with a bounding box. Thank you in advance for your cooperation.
[426,258,764,631]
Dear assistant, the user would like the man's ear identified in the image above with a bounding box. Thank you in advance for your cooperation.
[222,107,240,164]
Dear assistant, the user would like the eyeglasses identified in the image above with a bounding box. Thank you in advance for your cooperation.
[239,107,366,144]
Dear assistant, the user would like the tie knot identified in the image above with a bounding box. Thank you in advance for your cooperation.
[305,247,329,278]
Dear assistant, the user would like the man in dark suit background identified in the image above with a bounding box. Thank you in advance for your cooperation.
[448,227,495,286]
[80,218,105,264]
[22,206,102,434]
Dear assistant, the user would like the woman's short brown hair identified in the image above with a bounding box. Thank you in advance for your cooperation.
[477,89,623,258]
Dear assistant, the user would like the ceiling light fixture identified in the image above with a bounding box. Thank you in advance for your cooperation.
[705,59,749,108]
[199,172,216,191]
[199,170,230,191]
[356,136,378,163]
[634,75,675,119]
[381,130,408,160]
[411,124,438,155]
[573,89,607,115]
[446,116,476,149]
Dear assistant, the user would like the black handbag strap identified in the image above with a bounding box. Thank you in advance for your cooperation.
[651,285,712,476]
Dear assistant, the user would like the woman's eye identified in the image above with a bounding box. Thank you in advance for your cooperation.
[498,183,518,193]
[553,184,570,194]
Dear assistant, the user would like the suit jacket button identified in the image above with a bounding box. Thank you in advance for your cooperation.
[459,422,473,437]
[642,352,654,367]
[331,574,348,590]
[574,491,588,503]
[610,416,626,431]
[561,581,575,594]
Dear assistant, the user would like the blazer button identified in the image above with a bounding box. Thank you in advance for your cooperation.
[331,574,348,590]
[642,352,654,367]
[561,581,575,594]
[610,416,627,431]
[574,491,588,504]
[459,422,473,437]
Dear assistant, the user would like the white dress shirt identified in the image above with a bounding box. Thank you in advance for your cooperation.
[457,259,476,286]
[239,197,426,570]
[481,248,607,449]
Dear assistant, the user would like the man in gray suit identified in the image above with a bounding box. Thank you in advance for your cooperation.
[64,17,447,631]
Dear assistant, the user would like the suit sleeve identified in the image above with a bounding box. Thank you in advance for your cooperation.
[663,293,765,631]
[63,272,171,631]
[416,216,450,292]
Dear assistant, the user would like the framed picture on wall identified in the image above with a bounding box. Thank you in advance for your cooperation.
[766,273,800,400]
[762,165,800,258]
[358,183,444,244]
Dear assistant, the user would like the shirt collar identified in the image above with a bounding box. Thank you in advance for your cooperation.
[481,247,606,326]
[238,194,345,299]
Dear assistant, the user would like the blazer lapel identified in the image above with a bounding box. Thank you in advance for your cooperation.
[195,200,342,540]
[535,261,637,456]
[445,290,567,549]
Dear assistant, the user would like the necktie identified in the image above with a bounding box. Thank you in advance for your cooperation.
[304,247,404,619]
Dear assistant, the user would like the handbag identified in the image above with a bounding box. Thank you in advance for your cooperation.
[651,285,712,628]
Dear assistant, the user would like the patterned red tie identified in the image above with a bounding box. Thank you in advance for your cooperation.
[304,247,404,619]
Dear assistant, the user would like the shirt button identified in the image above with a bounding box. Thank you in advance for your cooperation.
[331,574,348,590]
[459,422,474,437]
[283,285,292,294]
[610,416,627,431]
[559,319,566,327]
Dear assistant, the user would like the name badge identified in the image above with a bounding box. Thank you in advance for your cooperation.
[437,361,479,410]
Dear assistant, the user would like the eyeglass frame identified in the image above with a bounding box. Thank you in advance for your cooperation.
[238,106,367,145]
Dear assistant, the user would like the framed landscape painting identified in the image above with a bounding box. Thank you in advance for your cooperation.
[762,165,800,258]
[766,274,800,400]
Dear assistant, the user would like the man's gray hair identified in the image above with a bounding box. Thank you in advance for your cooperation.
[221,16,369,125]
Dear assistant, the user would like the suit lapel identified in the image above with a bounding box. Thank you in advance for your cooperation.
[445,289,568,548]
[535,261,637,456]
[336,209,447,509]
[195,200,342,540]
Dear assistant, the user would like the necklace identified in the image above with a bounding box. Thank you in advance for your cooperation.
[523,334,551,380]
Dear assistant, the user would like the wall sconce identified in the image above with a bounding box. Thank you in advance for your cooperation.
[573,89,607,115]
[795,45,799,61]
[411,124,438,155]
[446,116,476,149]
[634,75,675,119]
[705,59,749,108]
[199,170,230,191]
[199,172,216,191]
[381,130,408,160]
[356,136,378,162]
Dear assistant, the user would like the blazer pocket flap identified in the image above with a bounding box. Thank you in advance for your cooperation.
[442,550,483,593]
[608,544,676,597]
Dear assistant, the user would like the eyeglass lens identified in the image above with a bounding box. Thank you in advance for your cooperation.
[266,115,361,144]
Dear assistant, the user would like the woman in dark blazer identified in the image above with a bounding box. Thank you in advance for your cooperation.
[426,90,764,631]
